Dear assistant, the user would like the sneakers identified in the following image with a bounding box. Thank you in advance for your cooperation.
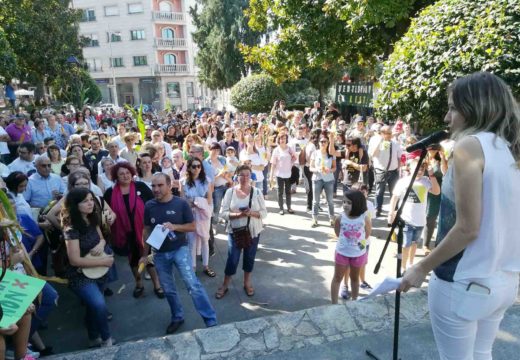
[101,337,115,347]
[166,320,184,334]
[311,219,318,228]
[279,210,284,215]
[340,284,350,300]
[360,281,372,290]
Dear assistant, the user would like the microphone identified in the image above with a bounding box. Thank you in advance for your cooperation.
[406,130,449,152]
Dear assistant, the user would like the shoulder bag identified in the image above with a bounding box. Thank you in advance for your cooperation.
[231,188,254,249]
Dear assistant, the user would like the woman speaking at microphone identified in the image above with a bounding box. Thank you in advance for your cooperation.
[400,72,520,360]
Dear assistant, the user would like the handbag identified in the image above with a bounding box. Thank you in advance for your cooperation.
[231,188,254,249]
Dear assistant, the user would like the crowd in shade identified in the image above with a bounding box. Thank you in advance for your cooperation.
[0,97,456,359]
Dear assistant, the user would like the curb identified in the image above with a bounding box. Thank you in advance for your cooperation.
[49,289,435,360]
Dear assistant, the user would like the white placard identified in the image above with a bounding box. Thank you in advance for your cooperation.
[359,277,402,301]
[146,224,169,250]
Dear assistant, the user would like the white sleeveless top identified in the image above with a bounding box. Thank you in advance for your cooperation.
[336,212,367,258]
[436,132,520,282]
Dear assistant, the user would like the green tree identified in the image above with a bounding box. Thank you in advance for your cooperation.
[51,67,101,110]
[190,0,262,90]
[230,74,286,112]
[376,0,520,131]
[0,28,17,80]
[0,0,84,101]
[242,0,433,84]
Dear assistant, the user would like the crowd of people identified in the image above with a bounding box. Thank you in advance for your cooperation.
[0,96,460,359]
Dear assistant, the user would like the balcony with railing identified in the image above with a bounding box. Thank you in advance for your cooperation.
[155,37,187,48]
[152,11,184,22]
[155,64,189,74]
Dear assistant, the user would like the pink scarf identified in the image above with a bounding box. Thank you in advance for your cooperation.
[110,182,145,252]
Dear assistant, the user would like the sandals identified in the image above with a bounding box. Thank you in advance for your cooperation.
[154,287,165,299]
[215,287,228,299]
[133,286,144,298]
[244,285,255,297]
[203,267,216,277]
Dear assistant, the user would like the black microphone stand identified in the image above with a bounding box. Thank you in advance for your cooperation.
[365,147,429,360]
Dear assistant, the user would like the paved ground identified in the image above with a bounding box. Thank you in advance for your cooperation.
[258,304,520,360]
[43,187,427,354]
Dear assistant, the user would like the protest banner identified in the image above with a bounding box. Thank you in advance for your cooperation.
[0,270,46,328]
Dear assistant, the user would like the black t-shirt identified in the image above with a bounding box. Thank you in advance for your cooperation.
[144,196,194,252]
[344,149,368,186]
[85,149,109,181]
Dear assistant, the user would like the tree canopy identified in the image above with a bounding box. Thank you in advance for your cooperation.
[375,0,520,130]
[241,0,433,84]
[0,0,84,98]
[189,0,262,90]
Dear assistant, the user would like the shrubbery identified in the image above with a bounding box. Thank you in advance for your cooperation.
[230,74,286,112]
[376,0,520,131]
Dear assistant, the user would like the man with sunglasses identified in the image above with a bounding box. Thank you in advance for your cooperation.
[8,141,38,175]
[24,157,66,208]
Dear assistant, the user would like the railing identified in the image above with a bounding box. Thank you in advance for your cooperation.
[155,64,189,73]
[155,37,187,48]
[152,11,184,22]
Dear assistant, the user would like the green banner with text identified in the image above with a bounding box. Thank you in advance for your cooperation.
[335,82,374,108]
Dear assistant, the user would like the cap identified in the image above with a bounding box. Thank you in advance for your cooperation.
[226,146,236,152]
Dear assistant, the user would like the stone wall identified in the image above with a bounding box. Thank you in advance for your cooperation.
[49,290,520,360]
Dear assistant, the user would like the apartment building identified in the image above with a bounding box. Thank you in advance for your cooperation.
[74,0,206,110]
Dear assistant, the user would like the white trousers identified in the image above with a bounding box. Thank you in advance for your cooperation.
[428,272,518,360]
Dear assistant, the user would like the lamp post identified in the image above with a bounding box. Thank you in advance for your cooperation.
[107,25,119,107]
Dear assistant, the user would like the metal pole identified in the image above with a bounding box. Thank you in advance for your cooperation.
[107,24,118,107]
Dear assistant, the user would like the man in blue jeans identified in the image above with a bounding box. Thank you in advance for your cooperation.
[140,173,217,334]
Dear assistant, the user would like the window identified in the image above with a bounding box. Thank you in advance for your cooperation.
[104,5,119,16]
[164,53,176,65]
[84,34,99,47]
[107,32,122,42]
[133,56,147,66]
[81,9,96,22]
[86,58,103,72]
[186,82,194,97]
[128,3,144,14]
[159,1,172,12]
[167,82,180,98]
[161,28,175,39]
[111,57,124,67]
[130,30,145,40]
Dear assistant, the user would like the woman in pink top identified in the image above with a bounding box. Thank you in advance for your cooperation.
[269,134,297,215]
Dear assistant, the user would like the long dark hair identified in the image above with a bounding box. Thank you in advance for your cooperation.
[61,188,99,233]
[185,156,206,187]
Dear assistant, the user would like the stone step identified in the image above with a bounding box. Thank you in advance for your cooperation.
[48,290,520,360]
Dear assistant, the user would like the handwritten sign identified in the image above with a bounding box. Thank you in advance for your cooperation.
[335,81,374,108]
[0,270,46,328]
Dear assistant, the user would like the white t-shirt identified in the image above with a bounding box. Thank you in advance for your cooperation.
[0,126,10,155]
[239,150,266,182]
[271,146,295,179]
[336,212,367,258]
[393,176,432,227]
[289,137,309,166]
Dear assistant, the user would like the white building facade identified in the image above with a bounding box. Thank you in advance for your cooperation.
[73,0,209,111]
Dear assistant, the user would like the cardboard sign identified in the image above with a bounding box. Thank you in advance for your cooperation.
[0,270,46,328]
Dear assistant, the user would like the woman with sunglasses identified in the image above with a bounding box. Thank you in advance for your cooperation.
[74,112,90,132]
[309,133,337,227]
[180,156,215,277]
[216,165,267,299]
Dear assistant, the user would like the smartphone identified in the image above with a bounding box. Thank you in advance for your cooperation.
[239,206,249,211]
[466,282,491,295]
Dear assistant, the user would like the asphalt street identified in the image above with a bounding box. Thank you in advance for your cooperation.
[43,186,424,354]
